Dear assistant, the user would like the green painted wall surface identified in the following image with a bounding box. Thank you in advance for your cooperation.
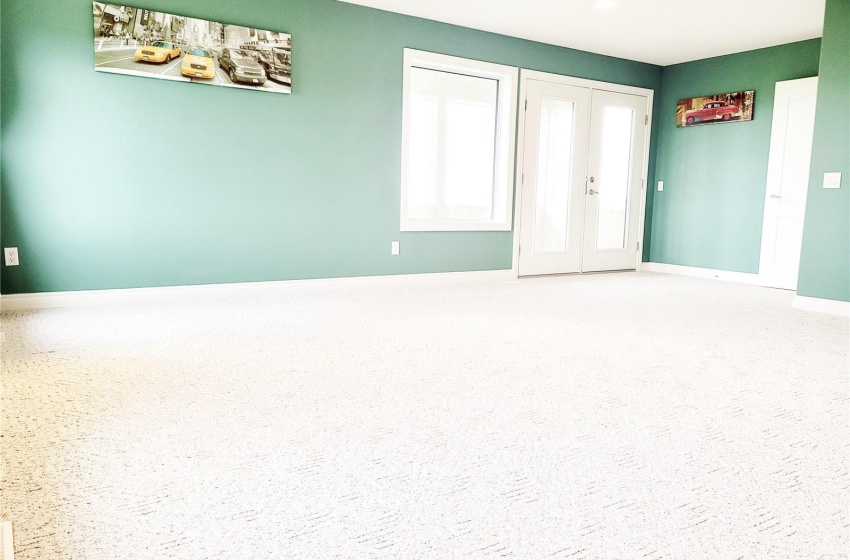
[797,0,850,302]
[0,0,661,294]
[650,40,822,273]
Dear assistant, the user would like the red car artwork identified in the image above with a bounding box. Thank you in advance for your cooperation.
[683,100,741,125]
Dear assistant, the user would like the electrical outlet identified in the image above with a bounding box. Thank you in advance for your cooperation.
[391,241,400,256]
[0,520,13,560]
[4,247,19,266]
[657,181,664,192]
[823,172,842,189]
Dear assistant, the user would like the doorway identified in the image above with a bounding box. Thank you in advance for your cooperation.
[758,76,818,290]
[515,71,652,277]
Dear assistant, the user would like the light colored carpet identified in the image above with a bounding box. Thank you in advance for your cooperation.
[1,272,848,559]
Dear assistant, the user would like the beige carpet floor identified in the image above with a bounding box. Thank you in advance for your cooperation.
[1,272,848,559]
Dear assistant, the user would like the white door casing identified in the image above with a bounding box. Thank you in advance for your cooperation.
[758,77,818,290]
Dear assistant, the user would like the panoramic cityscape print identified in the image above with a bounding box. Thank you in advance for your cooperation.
[93,3,292,94]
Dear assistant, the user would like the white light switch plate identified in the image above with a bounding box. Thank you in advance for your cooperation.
[391,241,400,256]
[823,172,841,189]
[657,181,664,192]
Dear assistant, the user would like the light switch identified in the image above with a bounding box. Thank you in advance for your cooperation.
[657,181,664,192]
[823,172,842,189]
[391,241,400,255]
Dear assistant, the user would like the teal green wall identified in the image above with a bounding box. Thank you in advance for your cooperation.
[0,0,662,294]
[649,39,822,273]
[797,0,850,302]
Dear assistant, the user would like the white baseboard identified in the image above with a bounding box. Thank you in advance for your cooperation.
[641,262,761,285]
[0,521,12,560]
[792,295,850,317]
[0,269,516,312]
[642,263,849,317]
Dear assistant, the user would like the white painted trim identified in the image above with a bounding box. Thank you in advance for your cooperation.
[399,48,518,232]
[636,89,654,270]
[512,69,654,276]
[0,270,516,312]
[792,295,850,317]
[518,69,655,98]
[510,72,530,278]
[0,521,12,560]
[642,262,761,284]
[642,264,850,317]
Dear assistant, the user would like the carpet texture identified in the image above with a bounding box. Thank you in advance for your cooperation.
[1,272,848,559]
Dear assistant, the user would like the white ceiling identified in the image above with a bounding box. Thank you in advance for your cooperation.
[338,0,825,66]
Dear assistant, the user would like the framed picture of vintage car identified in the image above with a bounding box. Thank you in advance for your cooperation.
[93,3,292,94]
[676,90,754,127]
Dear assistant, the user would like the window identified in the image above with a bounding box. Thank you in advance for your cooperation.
[401,49,518,231]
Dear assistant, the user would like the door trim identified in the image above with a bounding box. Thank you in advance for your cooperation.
[511,69,654,278]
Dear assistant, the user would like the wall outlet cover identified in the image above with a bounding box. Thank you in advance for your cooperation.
[4,248,19,266]
[657,181,664,192]
[823,172,841,189]
[391,241,400,255]
[0,520,13,560]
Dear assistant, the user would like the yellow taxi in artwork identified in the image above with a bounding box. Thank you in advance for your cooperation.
[134,41,182,64]
[181,48,216,79]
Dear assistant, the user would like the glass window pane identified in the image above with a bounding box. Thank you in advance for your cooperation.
[533,98,575,253]
[407,67,498,221]
[596,105,634,250]
[408,96,438,214]
[445,100,496,219]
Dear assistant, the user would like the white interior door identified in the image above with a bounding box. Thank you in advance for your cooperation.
[517,79,591,276]
[758,77,818,290]
[581,90,648,272]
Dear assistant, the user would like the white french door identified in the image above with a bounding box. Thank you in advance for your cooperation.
[758,77,818,290]
[582,90,648,272]
[517,80,591,276]
[517,72,650,276]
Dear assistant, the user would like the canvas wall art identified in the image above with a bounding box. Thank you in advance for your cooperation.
[93,3,291,94]
[677,90,754,127]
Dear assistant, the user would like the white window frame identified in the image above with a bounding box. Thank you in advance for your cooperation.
[400,49,519,232]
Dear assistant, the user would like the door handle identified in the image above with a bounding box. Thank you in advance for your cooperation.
[589,189,599,195]
[770,194,781,199]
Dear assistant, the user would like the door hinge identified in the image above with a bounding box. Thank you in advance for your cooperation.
[645,115,648,125]
[525,100,528,111]
[636,242,640,251]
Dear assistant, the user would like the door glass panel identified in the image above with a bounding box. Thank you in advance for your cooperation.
[596,105,635,250]
[533,97,575,253]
